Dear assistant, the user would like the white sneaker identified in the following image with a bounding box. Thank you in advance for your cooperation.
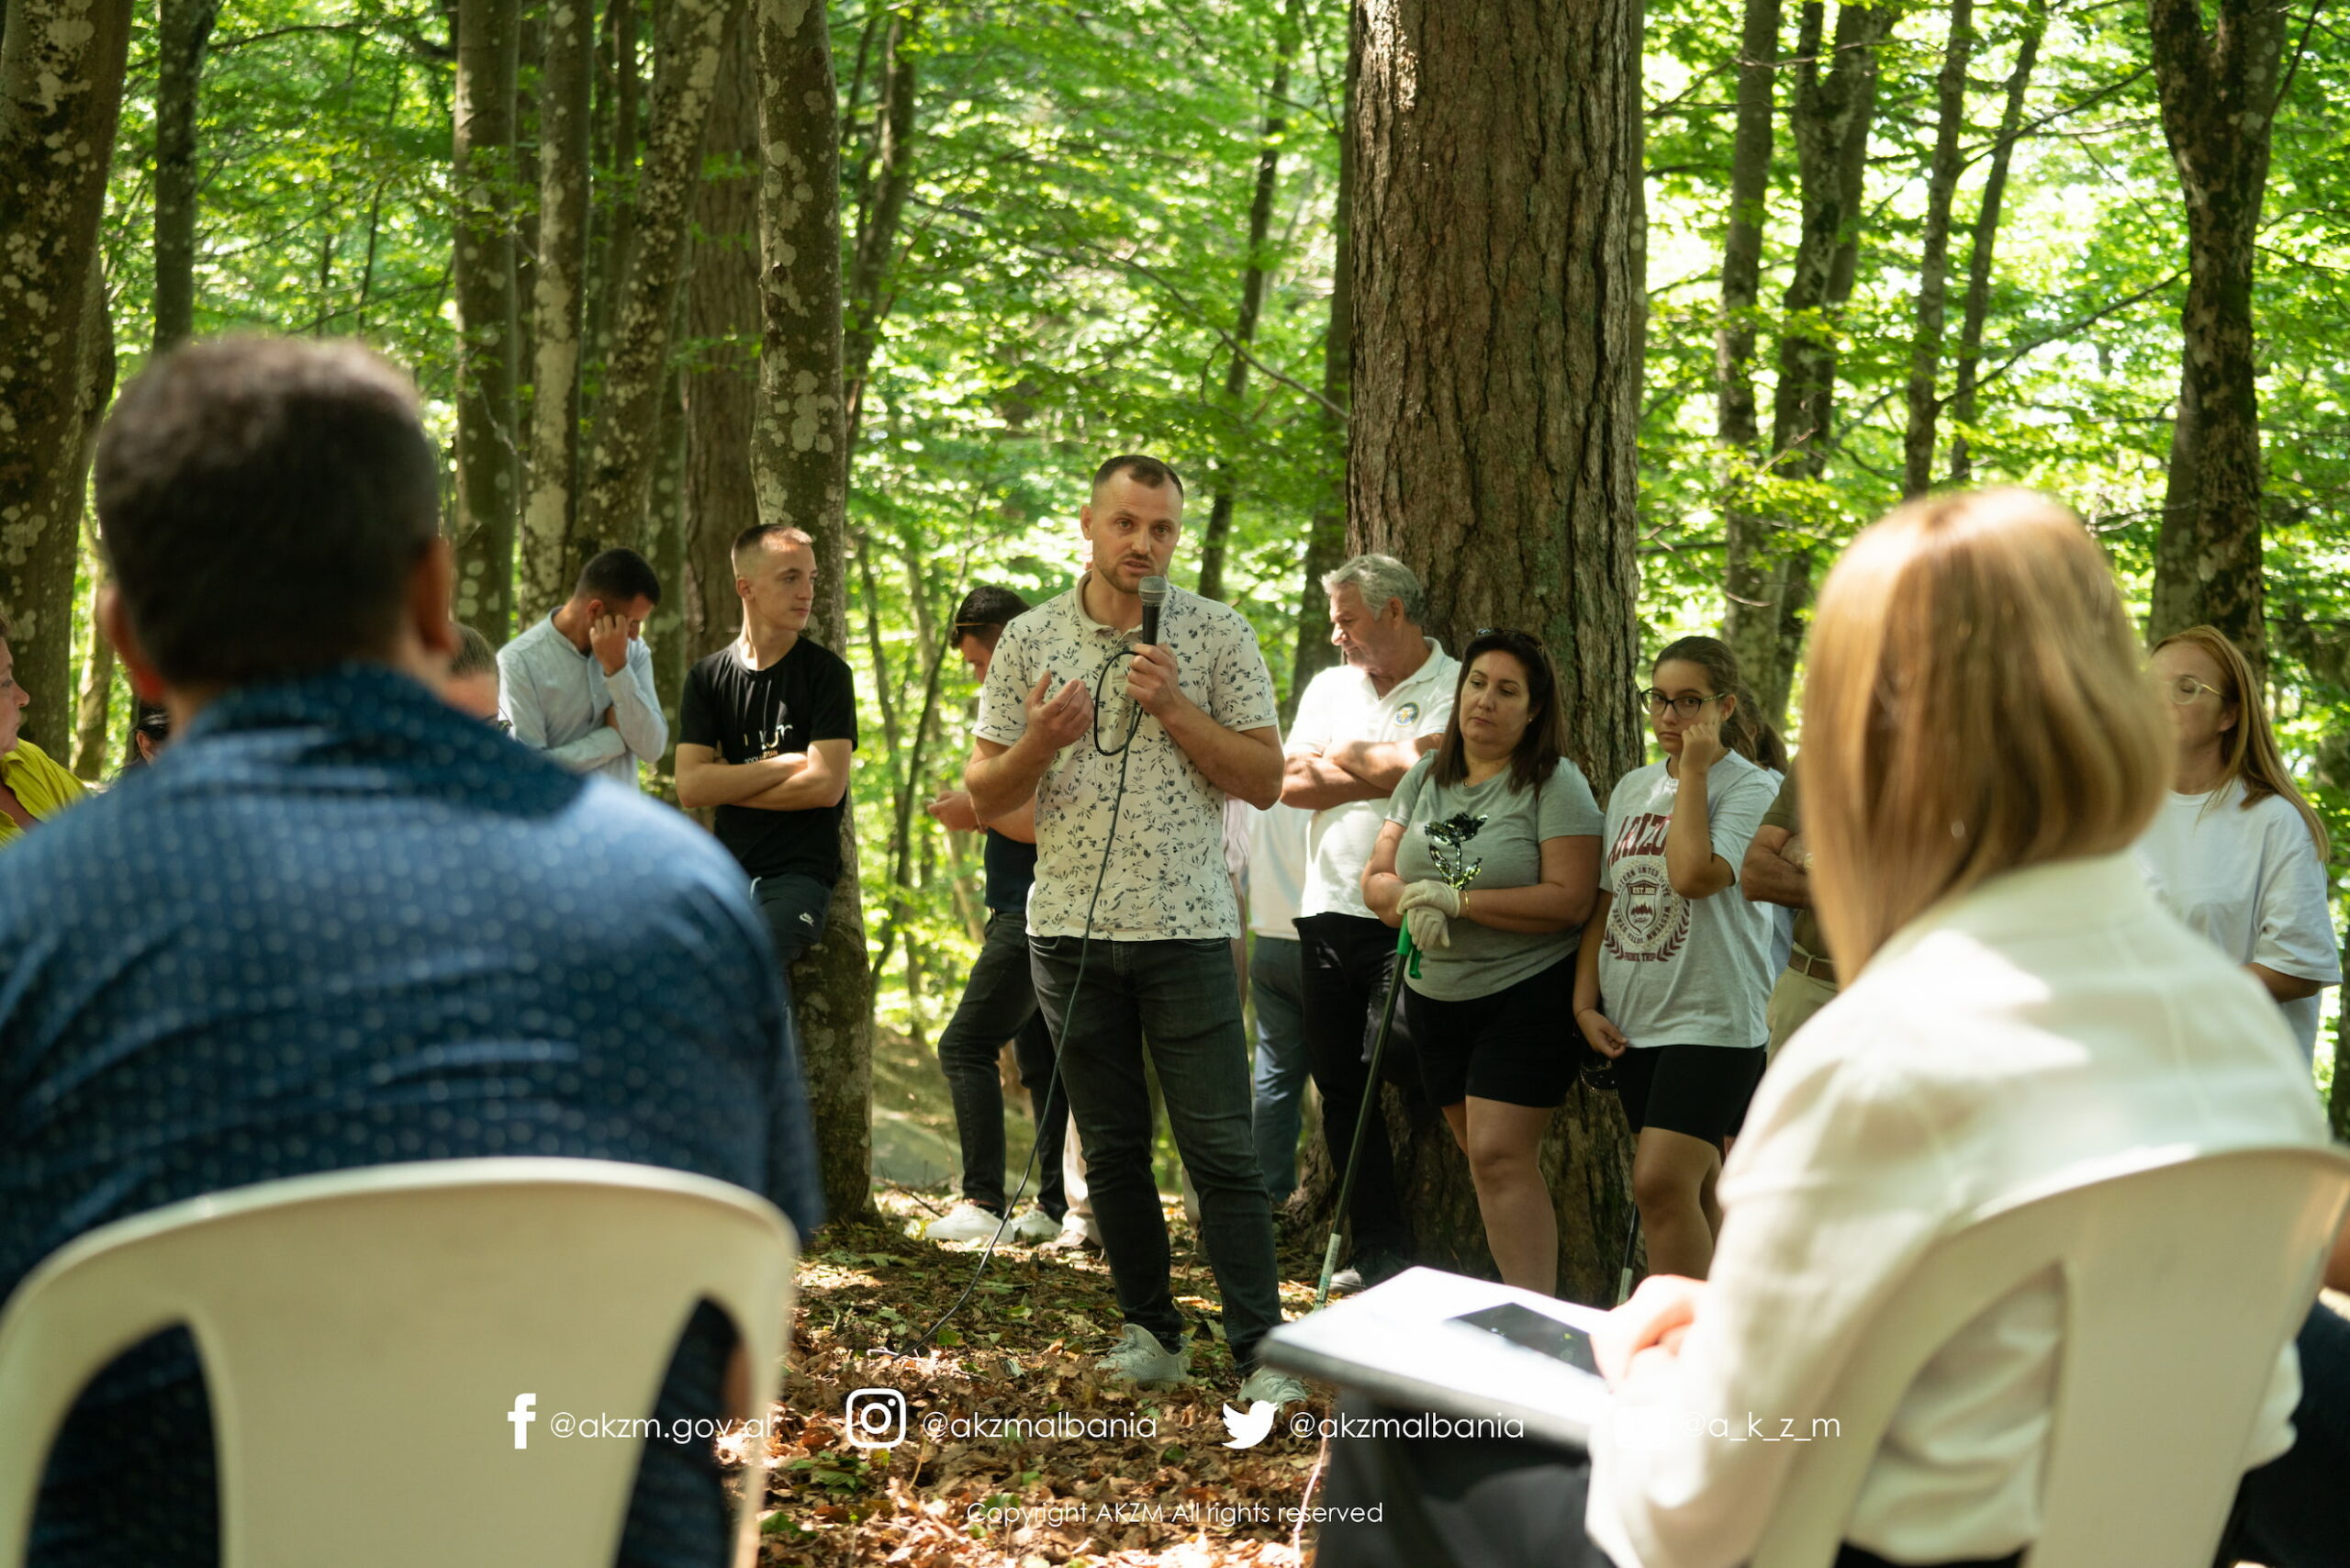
[1094,1323,1191,1389]
[1237,1365,1311,1407]
[1008,1205,1062,1244]
[925,1202,1009,1244]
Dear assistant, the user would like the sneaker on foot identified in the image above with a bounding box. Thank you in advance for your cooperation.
[1040,1215,1101,1252]
[925,1202,1009,1244]
[1094,1323,1191,1389]
[1008,1205,1062,1244]
[1237,1365,1311,1408]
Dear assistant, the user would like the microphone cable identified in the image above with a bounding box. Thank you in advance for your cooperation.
[891,642,1152,1358]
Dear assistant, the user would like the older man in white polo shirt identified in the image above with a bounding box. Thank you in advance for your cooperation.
[1281,554,1458,1289]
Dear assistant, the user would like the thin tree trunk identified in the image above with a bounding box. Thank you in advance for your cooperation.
[841,2,919,455]
[1715,0,1781,685]
[585,0,640,396]
[679,40,759,665]
[1947,0,2044,484]
[1284,6,1357,724]
[754,0,869,1223]
[151,0,221,353]
[518,0,595,620]
[452,0,522,639]
[0,0,132,743]
[2146,0,2286,665]
[572,0,743,562]
[1195,0,1302,605]
[1900,0,1974,497]
[643,362,688,787]
[1349,0,1642,1303]
[66,273,117,778]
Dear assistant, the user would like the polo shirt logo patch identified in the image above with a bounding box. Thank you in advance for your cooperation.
[1394,700,1421,726]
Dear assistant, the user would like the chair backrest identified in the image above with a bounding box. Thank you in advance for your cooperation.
[0,1158,799,1568]
[1749,1144,2350,1568]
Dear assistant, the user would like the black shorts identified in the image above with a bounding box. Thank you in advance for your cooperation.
[1609,1043,1767,1146]
[1401,958,1581,1109]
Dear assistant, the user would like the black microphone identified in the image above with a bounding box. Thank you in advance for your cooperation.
[1137,576,1169,648]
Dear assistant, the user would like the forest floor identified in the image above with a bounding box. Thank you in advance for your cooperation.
[749,1188,1337,1567]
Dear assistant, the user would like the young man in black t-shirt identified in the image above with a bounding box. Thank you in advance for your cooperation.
[677,524,859,999]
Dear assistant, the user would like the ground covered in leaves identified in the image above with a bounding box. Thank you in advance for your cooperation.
[747,1189,1342,1567]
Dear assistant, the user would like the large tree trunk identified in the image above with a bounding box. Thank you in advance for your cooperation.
[1899,0,1974,497]
[1348,0,1642,1304]
[452,0,522,639]
[679,42,761,667]
[1714,0,1781,683]
[1946,0,2044,485]
[754,0,870,1224]
[517,0,595,621]
[572,0,742,569]
[2146,0,2286,665]
[1194,0,1302,606]
[151,0,220,353]
[1284,6,1357,726]
[1743,0,1894,727]
[0,0,131,745]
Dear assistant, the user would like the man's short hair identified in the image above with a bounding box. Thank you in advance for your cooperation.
[576,547,661,608]
[731,523,816,570]
[951,586,1030,644]
[1091,454,1185,499]
[1322,554,1427,627]
[95,337,441,687]
[450,622,498,680]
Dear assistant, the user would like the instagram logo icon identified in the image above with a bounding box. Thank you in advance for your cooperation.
[844,1387,909,1449]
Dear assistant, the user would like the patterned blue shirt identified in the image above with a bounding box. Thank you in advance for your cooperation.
[0,664,822,1565]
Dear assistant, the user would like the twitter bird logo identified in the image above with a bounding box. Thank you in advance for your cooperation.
[1221,1399,1277,1449]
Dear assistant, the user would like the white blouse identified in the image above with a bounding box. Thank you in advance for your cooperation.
[1587,853,2330,1568]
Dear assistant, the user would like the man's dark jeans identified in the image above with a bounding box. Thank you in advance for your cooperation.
[1030,933,1282,1371]
[754,873,834,976]
[1296,912,1419,1260]
[938,909,1068,1217]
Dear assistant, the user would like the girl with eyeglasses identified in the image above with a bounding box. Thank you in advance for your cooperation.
[2135,626,2338,1059]
[1574,635,1781,1281]
[1360,629,1603,1294]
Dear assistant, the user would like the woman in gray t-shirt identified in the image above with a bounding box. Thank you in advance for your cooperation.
[1362,630,1601,1294]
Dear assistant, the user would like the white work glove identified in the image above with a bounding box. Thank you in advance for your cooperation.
[1404,904,1452,953]
[1396,879,1463,918]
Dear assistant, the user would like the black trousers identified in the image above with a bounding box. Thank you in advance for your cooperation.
[1296,913,1421,1259]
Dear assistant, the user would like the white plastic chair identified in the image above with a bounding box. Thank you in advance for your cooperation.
[0,1158,799,1568]
[1748,1144,2350,1568]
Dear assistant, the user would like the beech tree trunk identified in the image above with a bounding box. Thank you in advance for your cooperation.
[1715,0,1781,678]
[151,0,220,353]
[841,1,919,455]
[572,0,742,568]
[755,0,871,1224]
[2146,0,2286,665]
[1347,0,1642,1304]
[680,41,759,666]
[1900,0,1974,497]
[518,0,595,620]
[452,0,522,638]
[1195,0,1301,605]
[1285,6,1356,724]
[0,0,131,745]
[1947,0,2044,484]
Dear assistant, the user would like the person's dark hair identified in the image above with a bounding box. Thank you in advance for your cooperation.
[450,622,498,680]
[1091,454,1185,498]
[1432,629,1568,794]
[121,700,173,771]
[576,547,661,609]
[94,337,441,687]
[730,523,815,568]
[951,585,1030,644]
[1651,634,1776,767]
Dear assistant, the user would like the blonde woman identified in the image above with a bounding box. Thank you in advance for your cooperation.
[1583,491,2330,1568]
[2138,625,2338,1060]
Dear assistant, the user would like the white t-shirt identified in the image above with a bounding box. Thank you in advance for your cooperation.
[2134,778,2340,1059]
[1597,754,1776,1049]
[1288,643,1460,921]
[1248,802,1311,940]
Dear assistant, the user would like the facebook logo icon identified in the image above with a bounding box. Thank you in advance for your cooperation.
[509,1393,538,1449]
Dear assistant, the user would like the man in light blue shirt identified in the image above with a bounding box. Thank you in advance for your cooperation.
[498,547,668,787]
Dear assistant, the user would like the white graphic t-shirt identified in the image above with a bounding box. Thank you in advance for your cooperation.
[977,577,1280,941]
[1598,753,1776,1049]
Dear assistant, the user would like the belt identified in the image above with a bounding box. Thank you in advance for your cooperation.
[1789,945,1837,986]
